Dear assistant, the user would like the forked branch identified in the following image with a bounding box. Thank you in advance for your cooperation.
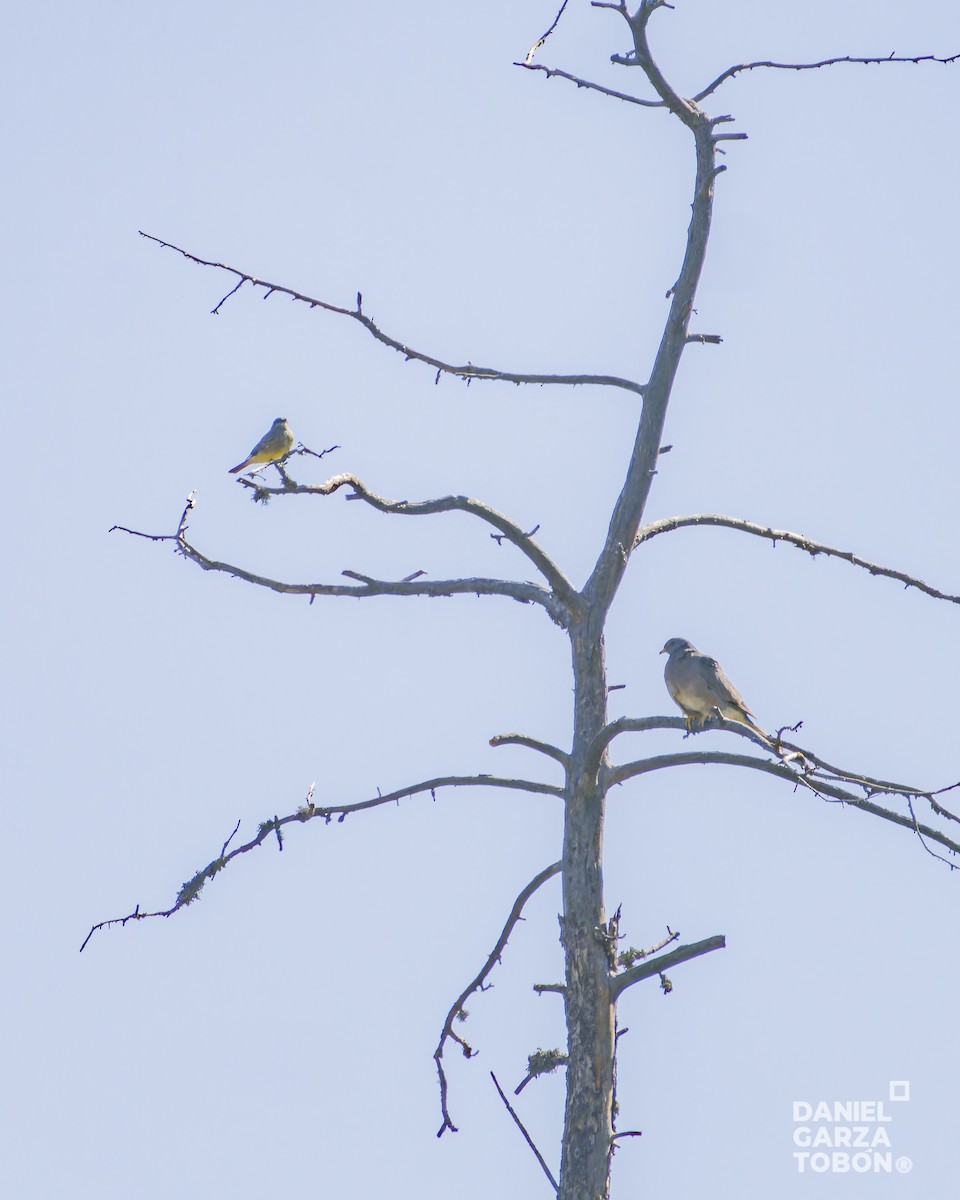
[244,469,578,607]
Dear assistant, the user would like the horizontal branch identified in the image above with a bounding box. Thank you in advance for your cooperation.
[80,775,562,951]
[514,60,665,107]
[435,861,562,1136]
[139,231,646,397]
[606,750,960,861]
[244,470,577,608]
[612,934,726,1000]
[635,513,960,606]
[695,51,960,102]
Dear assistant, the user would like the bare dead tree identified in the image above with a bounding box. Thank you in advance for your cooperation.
[90,4,958,1198]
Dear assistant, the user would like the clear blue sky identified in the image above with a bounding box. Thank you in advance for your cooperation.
[4,2,958,1195]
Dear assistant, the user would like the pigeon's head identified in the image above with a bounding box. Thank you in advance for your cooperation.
[661,637,696,657]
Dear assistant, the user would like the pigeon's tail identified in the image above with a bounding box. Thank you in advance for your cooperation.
[721,703,770,742]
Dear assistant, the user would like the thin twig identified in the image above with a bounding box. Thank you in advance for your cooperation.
[522,0,570,66]
[434,862,562,1136]
[491,1073,559,1194]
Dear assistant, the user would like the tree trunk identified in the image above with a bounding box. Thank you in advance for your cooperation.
[559,618,615,1200]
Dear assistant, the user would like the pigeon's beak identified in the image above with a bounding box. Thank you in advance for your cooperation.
[659,649,667,655]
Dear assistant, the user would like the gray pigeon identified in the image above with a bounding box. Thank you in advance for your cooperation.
[661,637,765,736]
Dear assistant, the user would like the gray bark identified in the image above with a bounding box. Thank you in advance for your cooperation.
[557,10,721,1198]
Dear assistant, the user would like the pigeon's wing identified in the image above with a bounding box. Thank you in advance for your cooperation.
[696,655,744,708]
[697,655,761,726]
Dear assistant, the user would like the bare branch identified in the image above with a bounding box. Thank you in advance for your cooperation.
[522,0,570,66]
[605,750,960,861]
[242,470,577,606]
[515,60,665,107]
[598,713,960,831]
[490,1073,559,1194]
[695,52,960,103]
[139,231,645,397]
[611,935,726,1000]
[580,9,721,621]
[771,739,960,824]
[81,777,562,952]
[435,861,562,1136]
[490,732,570,769]
[634,513,960,606]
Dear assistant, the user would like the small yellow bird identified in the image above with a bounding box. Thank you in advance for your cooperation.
[229,418,296,474]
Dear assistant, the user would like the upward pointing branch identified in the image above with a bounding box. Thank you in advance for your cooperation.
[584,6,720,621]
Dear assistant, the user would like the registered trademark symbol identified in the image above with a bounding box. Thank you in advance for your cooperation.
[895,1156,912,1173]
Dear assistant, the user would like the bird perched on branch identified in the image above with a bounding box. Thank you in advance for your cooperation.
[661,637,766,739]
[229,417,296,474]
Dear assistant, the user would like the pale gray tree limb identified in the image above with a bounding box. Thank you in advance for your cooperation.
[113,493,566,621]
[604,751,960,861]
[490,732,570,769]
[600,713,960,815]
[694,52,959,102]
[580,5,721,627]
[138,231,646,397]
[635,513,960,605]
[514,60,665,107]
[611,935,726,1000]
[81,777,562,952]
